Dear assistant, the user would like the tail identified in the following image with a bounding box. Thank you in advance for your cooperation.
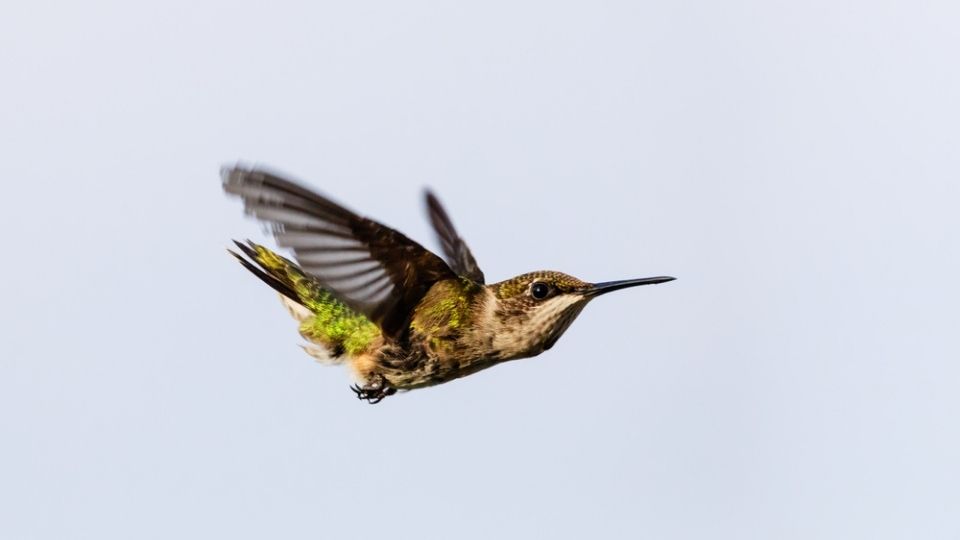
[228,240,304,306]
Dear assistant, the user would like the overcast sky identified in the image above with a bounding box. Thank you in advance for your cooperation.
[2,1,959,539]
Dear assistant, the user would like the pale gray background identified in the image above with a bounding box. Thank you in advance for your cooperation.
[2,1,958,538]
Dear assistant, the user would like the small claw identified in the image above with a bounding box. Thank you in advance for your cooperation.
[348,382,394,404]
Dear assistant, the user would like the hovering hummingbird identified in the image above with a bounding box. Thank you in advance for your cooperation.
[223,166,674,403]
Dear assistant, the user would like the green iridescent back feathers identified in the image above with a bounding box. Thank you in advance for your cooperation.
[231,241,380,356]
[410,277,484,352]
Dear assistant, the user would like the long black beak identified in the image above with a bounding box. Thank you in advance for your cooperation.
[585,276,675,297]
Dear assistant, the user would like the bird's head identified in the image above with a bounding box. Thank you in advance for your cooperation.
[488,271,675,358]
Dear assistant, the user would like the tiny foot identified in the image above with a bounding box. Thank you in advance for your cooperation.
[349,382,396,404]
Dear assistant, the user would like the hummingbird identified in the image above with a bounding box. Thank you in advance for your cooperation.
[223,166,674,403]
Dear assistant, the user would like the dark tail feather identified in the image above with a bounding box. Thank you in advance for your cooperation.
[229,240,301,302]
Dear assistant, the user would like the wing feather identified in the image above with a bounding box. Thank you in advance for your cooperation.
[223,165,456,340]
[424,190,485,284]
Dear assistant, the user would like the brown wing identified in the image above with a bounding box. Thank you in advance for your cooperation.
[223,165,456,341]
[424,190,485,284]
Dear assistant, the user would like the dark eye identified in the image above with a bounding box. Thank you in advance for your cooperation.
[530,282,551,300]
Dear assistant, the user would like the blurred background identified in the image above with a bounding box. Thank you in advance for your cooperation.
[2,1,958,538]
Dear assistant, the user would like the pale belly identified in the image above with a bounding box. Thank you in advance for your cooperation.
[351,349,509,390]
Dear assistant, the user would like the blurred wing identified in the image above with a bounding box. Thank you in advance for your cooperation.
[424,190,485,284]
[223,166,456,340]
